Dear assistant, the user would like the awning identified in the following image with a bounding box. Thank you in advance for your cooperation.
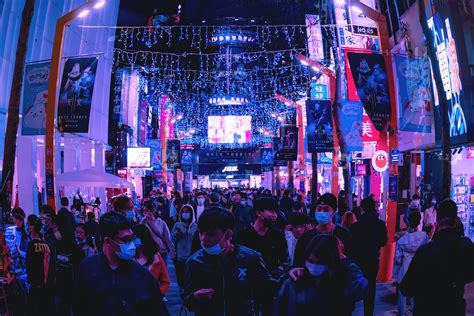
[56,167,134,189]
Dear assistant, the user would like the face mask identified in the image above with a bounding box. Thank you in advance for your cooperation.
[115,241,136,260]
[305,261,327,277]
[182,213,191,221]
[125,210,135,222]
[76,237,86,245]
[240,201,247,206]
[315,212,331,225]
[54,231,62,240]
[134,237,142,248]
[197,198,205,205]
[203,243,224,256]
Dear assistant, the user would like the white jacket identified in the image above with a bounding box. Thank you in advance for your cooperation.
[393,230,429,282]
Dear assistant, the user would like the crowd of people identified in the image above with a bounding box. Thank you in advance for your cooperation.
[2,187,474,315]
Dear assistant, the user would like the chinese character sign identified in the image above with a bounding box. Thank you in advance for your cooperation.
[21,61,50,135]
[57,57,98,133]
[348,53,391,131]
[306,100,334,153]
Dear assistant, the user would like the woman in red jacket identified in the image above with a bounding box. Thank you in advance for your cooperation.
[133,224,170,295]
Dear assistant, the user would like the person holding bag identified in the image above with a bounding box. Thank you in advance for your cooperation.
[141,201,175,260]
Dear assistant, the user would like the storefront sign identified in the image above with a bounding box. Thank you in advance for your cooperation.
[21,61,50,135]
[310,83,328,100]
[390,150,400,163]
[371,150,389,172]
[222,166,238,172]
[355,164,367,176]
[58,56,98,133]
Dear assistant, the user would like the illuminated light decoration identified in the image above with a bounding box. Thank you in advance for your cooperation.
[300,59,309,66]
[208,96,250,105]
[427,14,467,138]
[93,1,105,9]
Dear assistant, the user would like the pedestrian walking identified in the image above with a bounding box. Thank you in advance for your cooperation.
[393,212,429,315]
[274,235,368,316]
[350,197,388,316]
[400,199,474,315]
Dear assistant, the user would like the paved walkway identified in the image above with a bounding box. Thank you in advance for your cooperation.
[164,259,474,316]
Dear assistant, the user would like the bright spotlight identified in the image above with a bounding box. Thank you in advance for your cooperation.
[78,9,90,17]
[93,1,105,9]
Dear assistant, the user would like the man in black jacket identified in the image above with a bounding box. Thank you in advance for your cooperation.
[74,212,164,316]
[183,209,277,316]
[293,193,352,268]
[57,197,76,241]
[350,197,388,316]
[400,199,474,315]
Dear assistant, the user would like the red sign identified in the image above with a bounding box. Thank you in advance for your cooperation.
[362,109,380,143]
[371,150,389,173]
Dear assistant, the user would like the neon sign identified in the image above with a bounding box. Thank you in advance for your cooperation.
[222,166,238,172]
[428,14,467,138]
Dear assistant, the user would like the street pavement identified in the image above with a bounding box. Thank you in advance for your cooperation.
[164,258,474,316]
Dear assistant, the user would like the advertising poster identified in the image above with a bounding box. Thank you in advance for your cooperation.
[394,55,433,133]
[347,52,391,132]
[58,57,98,133]
[261,148,274,172]
[339,101,363,151]
[306,100,334,153]
[273,137,287,166]
[428,13,468,145]
[278,126,298,161]
[166,140,181,169]
[21,61,50,135]
[147,139,162,170]
[181,149,193,172]
[127,148,150,168]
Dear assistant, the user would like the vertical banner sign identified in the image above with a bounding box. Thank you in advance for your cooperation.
[428,13,467,145]
[147,139,162,170]
[57,57,98,133]
[166,140,181,169]
[261,148,274,172]
[279,126,298,161]
[394,56,433,133]
[389,175,398,201]
[347,53,391,132]
[180,149,193,172]
[273,137,287,166]
[21,62,50,135]
[339,101,363,152]
[306,100,334,153]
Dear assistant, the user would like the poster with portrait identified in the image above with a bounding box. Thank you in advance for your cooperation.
[57,56,98,133]
[147,139,162,170]
[166,140,180,169]
[394,55,433,133]
[347,52,390,132]
[339,101,363,152]
[21,61,50,135]
[306,100,334,153]
[261,148,274,172]
[181,149,193,172]
[278,126,298,161]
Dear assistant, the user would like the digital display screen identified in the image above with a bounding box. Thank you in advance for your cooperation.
[208,116,252,144]
[127,148,150,167]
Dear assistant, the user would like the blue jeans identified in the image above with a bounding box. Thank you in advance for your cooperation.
[398,288,414,315]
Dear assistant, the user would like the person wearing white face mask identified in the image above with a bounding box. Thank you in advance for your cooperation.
[194,192,207,220]
[183,209,278,316]
[274,235,368,316]
[172,205,198,290]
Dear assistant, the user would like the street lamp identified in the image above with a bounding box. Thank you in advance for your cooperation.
[350,0,399,283]
[45,0,106,209]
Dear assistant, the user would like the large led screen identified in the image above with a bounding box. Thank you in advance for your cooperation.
[208,116,252,144]
[127,147,151,167]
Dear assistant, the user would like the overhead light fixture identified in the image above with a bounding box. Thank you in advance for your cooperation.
[351,5,363,14]
[93,1,105,9]
[78,9,90,17]
[300,59,309,66]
